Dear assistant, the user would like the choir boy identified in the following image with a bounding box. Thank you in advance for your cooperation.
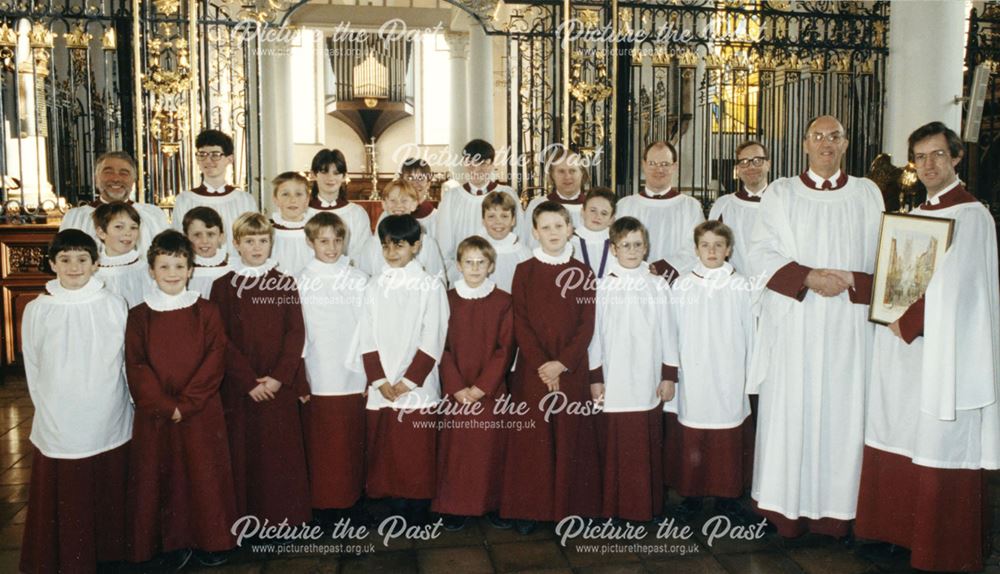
[662,221,754,522]
[616,141,705,281]
[708,140,770,275]
[433,236,515,530]
[588,216,671,522]
[349,214,448,525]
[500,201,600,534]
[309,148,371,262]
[297,212,369,527]
[360,179,446,282]
[183,206,232,299]
[437,139,520,265]
[126,230,236,568]
[270,171,316,276]
[570,188,617,280]
[171,129,257,236]
[20,229,133,574]
[465,190,531,293]
[93,202,152,308]
[400,158,439,236]
[209,213,311,528]
[520,146,588,248]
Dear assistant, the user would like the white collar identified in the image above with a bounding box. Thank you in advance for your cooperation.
[693,261,735,280]
[235,258,278,276]
[806,169,842,187]
[575,225,609,243]
[644,185,672,197]
[486,231,521,253]
[607,259,650,277]
[45,277,105,302]
[144,288,199,312]
[744,182,767,196]
[204,182,228,194]
[304,256,349,275]
[99,247,141,267]
[533,243,574,265]
[926,178,962,205]
[380,259,424,278]
[195,245,228,267]
[553,190,581,201]
[271,211,310,228]
[455,278,496,300]
[316,195,340,208]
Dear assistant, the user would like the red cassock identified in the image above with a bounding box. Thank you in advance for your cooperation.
[125,298,238,560]
[500,257,601,521]
[663,414,754,498]
[433,288,515,516]
[210,270,311,525]
[303,393,365,509]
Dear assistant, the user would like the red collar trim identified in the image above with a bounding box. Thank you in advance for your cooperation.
[89,198,134,208]
[463,181,499,196]
[413,201,436,219]
[547,191,585,205]
[735,186,763,203]
[798,171,849,191]
[920,184,978,211]
[309,196,349,210]
[638,188,679,200]
[190,184,236,197]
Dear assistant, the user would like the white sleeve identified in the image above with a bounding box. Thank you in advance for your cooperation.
[662,284,681,371]
[171,193,191,230]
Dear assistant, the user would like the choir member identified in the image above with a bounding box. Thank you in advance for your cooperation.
[359,180,446,282]
[520,146,588,249]
[183,206,232,299]
[269,171,316,276]
[93,202,153,308]
[570,188,617,280]
[309,149,372,263]
[709,140,771,276]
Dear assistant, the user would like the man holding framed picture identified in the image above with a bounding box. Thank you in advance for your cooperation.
[855,121,1000,572]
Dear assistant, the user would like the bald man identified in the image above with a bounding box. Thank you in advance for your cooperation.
[747,115,884,539]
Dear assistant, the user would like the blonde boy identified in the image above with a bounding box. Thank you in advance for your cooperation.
[447,190,530,291]
[297,212,369,525]
[361,179,446,282]
[570,188,617,280]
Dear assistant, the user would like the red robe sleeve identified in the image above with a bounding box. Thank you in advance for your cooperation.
[439,347,464,396]
[176,301,227,418]
[897,296,925,343]
[512,266,549,369]
[268,282,305,389]
[402,350,436,387]
[848,271,874,305]
[472,298,515,396]
[212,279,261,393]
[125,307,179,417]
[662,364,679,381]
[766,261,812,301]
[556,270,596,371]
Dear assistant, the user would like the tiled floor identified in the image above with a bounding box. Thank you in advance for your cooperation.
[1,373,999,574]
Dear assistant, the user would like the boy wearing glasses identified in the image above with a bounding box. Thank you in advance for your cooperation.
[709,141,771,275]
[662,220,754,523]
[617,141,704,283]
[172,130,258,236]
[587,216,671,522]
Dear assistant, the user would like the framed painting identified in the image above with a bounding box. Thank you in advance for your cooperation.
[870,212,954,325]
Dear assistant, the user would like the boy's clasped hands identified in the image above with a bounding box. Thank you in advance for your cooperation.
[249,376,311,404]
[538,360,566,392]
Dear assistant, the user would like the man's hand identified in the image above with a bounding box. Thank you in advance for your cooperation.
[657,380,676,402]
[805,269,850,297]
[888,320,904,341]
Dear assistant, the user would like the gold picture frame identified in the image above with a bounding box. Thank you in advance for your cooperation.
[870,212,954,325]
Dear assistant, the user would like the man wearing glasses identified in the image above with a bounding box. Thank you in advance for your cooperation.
[709,140,771,275]
[747,115,884,540]
[616,140,705,282]
[60,150,168,254]
[170,129,258,238]
[855,121,1000,572]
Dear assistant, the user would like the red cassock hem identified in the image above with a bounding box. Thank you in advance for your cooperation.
[663,413,754,498]
[855,445,989,572]
[21,443,129,574]
[432,397,507,516]
[305,395,366,509]
[366,409,437,500]
[598,407,663,521]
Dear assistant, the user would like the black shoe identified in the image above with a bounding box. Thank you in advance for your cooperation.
[716,498,750,525]
[193,550,228,567]
[514,519,537,535]
[442,514,467,531]
[486,512,513,530]
[671,497,703,522]
[171,548,194,571]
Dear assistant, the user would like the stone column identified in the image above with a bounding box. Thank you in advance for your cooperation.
[884,1,966,161]
[467,25,494,142]
[445,32,470,160]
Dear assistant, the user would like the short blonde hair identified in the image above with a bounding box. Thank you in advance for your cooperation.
[481,190,518,218]
[232,212,273,242]
[456,235,497,267]
[304,211,347,242]
[382,179,419,202]
[271,171,310,196]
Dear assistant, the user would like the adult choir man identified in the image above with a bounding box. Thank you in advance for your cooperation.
[855,122,1000,572]
[60,151,168,254]
[747,115,883,538]
[709,141,771,275]
[616,141,704,281]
